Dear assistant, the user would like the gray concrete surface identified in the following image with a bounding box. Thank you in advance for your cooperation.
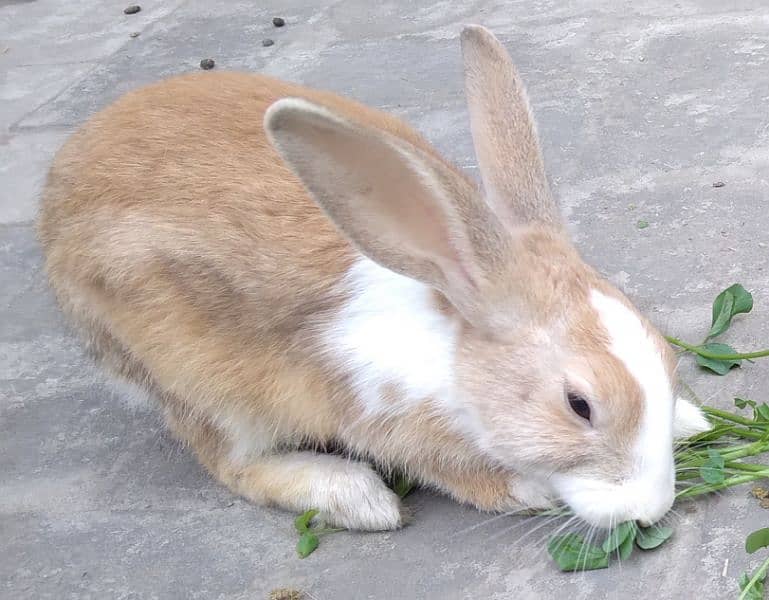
[2,1,769,598]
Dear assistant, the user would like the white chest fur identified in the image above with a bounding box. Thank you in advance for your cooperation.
[325,258,458,418]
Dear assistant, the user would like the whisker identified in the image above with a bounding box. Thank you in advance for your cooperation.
[481,512,557,545]
[501,513,568,546]
[531,514,579,550]
[450,509,525,538]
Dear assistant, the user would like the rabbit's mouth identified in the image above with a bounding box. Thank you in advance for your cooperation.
[549,469,675,529]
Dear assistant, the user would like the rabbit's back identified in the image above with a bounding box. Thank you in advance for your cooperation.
[37,71,444,433]
[39,70,448,328]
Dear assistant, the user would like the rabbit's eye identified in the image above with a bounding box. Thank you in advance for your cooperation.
[567,392,591,422]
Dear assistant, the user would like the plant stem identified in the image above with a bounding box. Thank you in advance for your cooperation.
[666,336,769,360]
[701,407,760,427]
[725,461,769,473]
[677,473,769,499]
[683,425,765,443]
[739,555,769,600]
[720,443,769,462]
[676,462,769,481]
[678,441,767,464]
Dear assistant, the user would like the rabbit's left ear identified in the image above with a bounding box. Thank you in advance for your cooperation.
[264,97,512,327]
[461,25,560,229]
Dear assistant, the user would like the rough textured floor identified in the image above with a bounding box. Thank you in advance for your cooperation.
[3,1,769,598]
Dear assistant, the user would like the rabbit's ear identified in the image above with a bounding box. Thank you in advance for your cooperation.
[265,98,509,325]
[461,25,560,229]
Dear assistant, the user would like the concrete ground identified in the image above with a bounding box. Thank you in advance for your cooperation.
[3,0,769,598]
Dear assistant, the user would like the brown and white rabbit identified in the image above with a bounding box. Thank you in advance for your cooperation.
[38,25,709,531]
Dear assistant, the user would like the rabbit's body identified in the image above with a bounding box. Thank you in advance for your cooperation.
[39,71,530,529]
[39,27,710,531]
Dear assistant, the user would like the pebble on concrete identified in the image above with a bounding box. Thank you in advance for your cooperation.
[199,58,215,70]
[262,39,275,47]
[272,17,285,27]
[269,589,303,600]
[124,5,141,15]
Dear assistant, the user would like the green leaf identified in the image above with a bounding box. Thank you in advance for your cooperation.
[294,509,319,534]
[602,521,637,554]
[708,290,735,339]
[755,404,769,423]
[740,572,751,590]
[391,473,414,499]
[700,467,725,485]
[635,525,673,550]
[739,570,766,600]
[700,448,726,484]
[637,220,650,229]
[709,284,753,338]
[696,343,742,375]
[296,532,319,558]
[617,530,635,560]
[746,528,769,554]
[707,447,725,464]
[547,533,609,572]
[736,398,757,410]
[726,283,754,316]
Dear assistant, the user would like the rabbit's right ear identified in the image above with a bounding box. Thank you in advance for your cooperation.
[461,25,560,229]
[265,98,509,326]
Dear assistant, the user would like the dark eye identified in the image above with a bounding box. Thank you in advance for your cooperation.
[568,392,591,422]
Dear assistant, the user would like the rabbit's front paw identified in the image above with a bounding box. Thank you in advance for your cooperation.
[314,462,404,531]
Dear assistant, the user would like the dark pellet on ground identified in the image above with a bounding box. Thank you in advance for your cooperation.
[262,38,274,47]
[272,17,285,27]
[199,58,215,70]
[713,181,726,188]
[124,5,141,15]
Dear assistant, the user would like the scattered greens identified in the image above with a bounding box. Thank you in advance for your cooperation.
[746,528,769,554]
[741,529,769,600]
[634,525,674,550]
[696,342,743,375]
[739,570,765,600]
[547,522,671,571]
[292,472,414,558]
[666,284,769,375]
[700,447,726,485]
[710,284,754,339]
[296,529,320,558]
[391,472,415,500]
[294,509,343,558]
[547,533,609,571]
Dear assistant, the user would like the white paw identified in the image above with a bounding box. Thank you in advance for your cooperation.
[674,397,712,439]
[316,463,404,531]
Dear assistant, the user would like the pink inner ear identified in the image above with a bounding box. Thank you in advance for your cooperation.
[318,124,475,286]
[268,98,491,318]
[461,27,556,228]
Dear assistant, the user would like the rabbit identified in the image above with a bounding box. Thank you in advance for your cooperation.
[37,25,710,531]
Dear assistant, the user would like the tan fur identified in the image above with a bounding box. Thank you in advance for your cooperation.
[461,26,555,228]
[38,68,522,527]
[38,27,690,530]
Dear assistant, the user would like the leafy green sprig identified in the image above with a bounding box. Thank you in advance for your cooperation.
[292,473,413,558]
